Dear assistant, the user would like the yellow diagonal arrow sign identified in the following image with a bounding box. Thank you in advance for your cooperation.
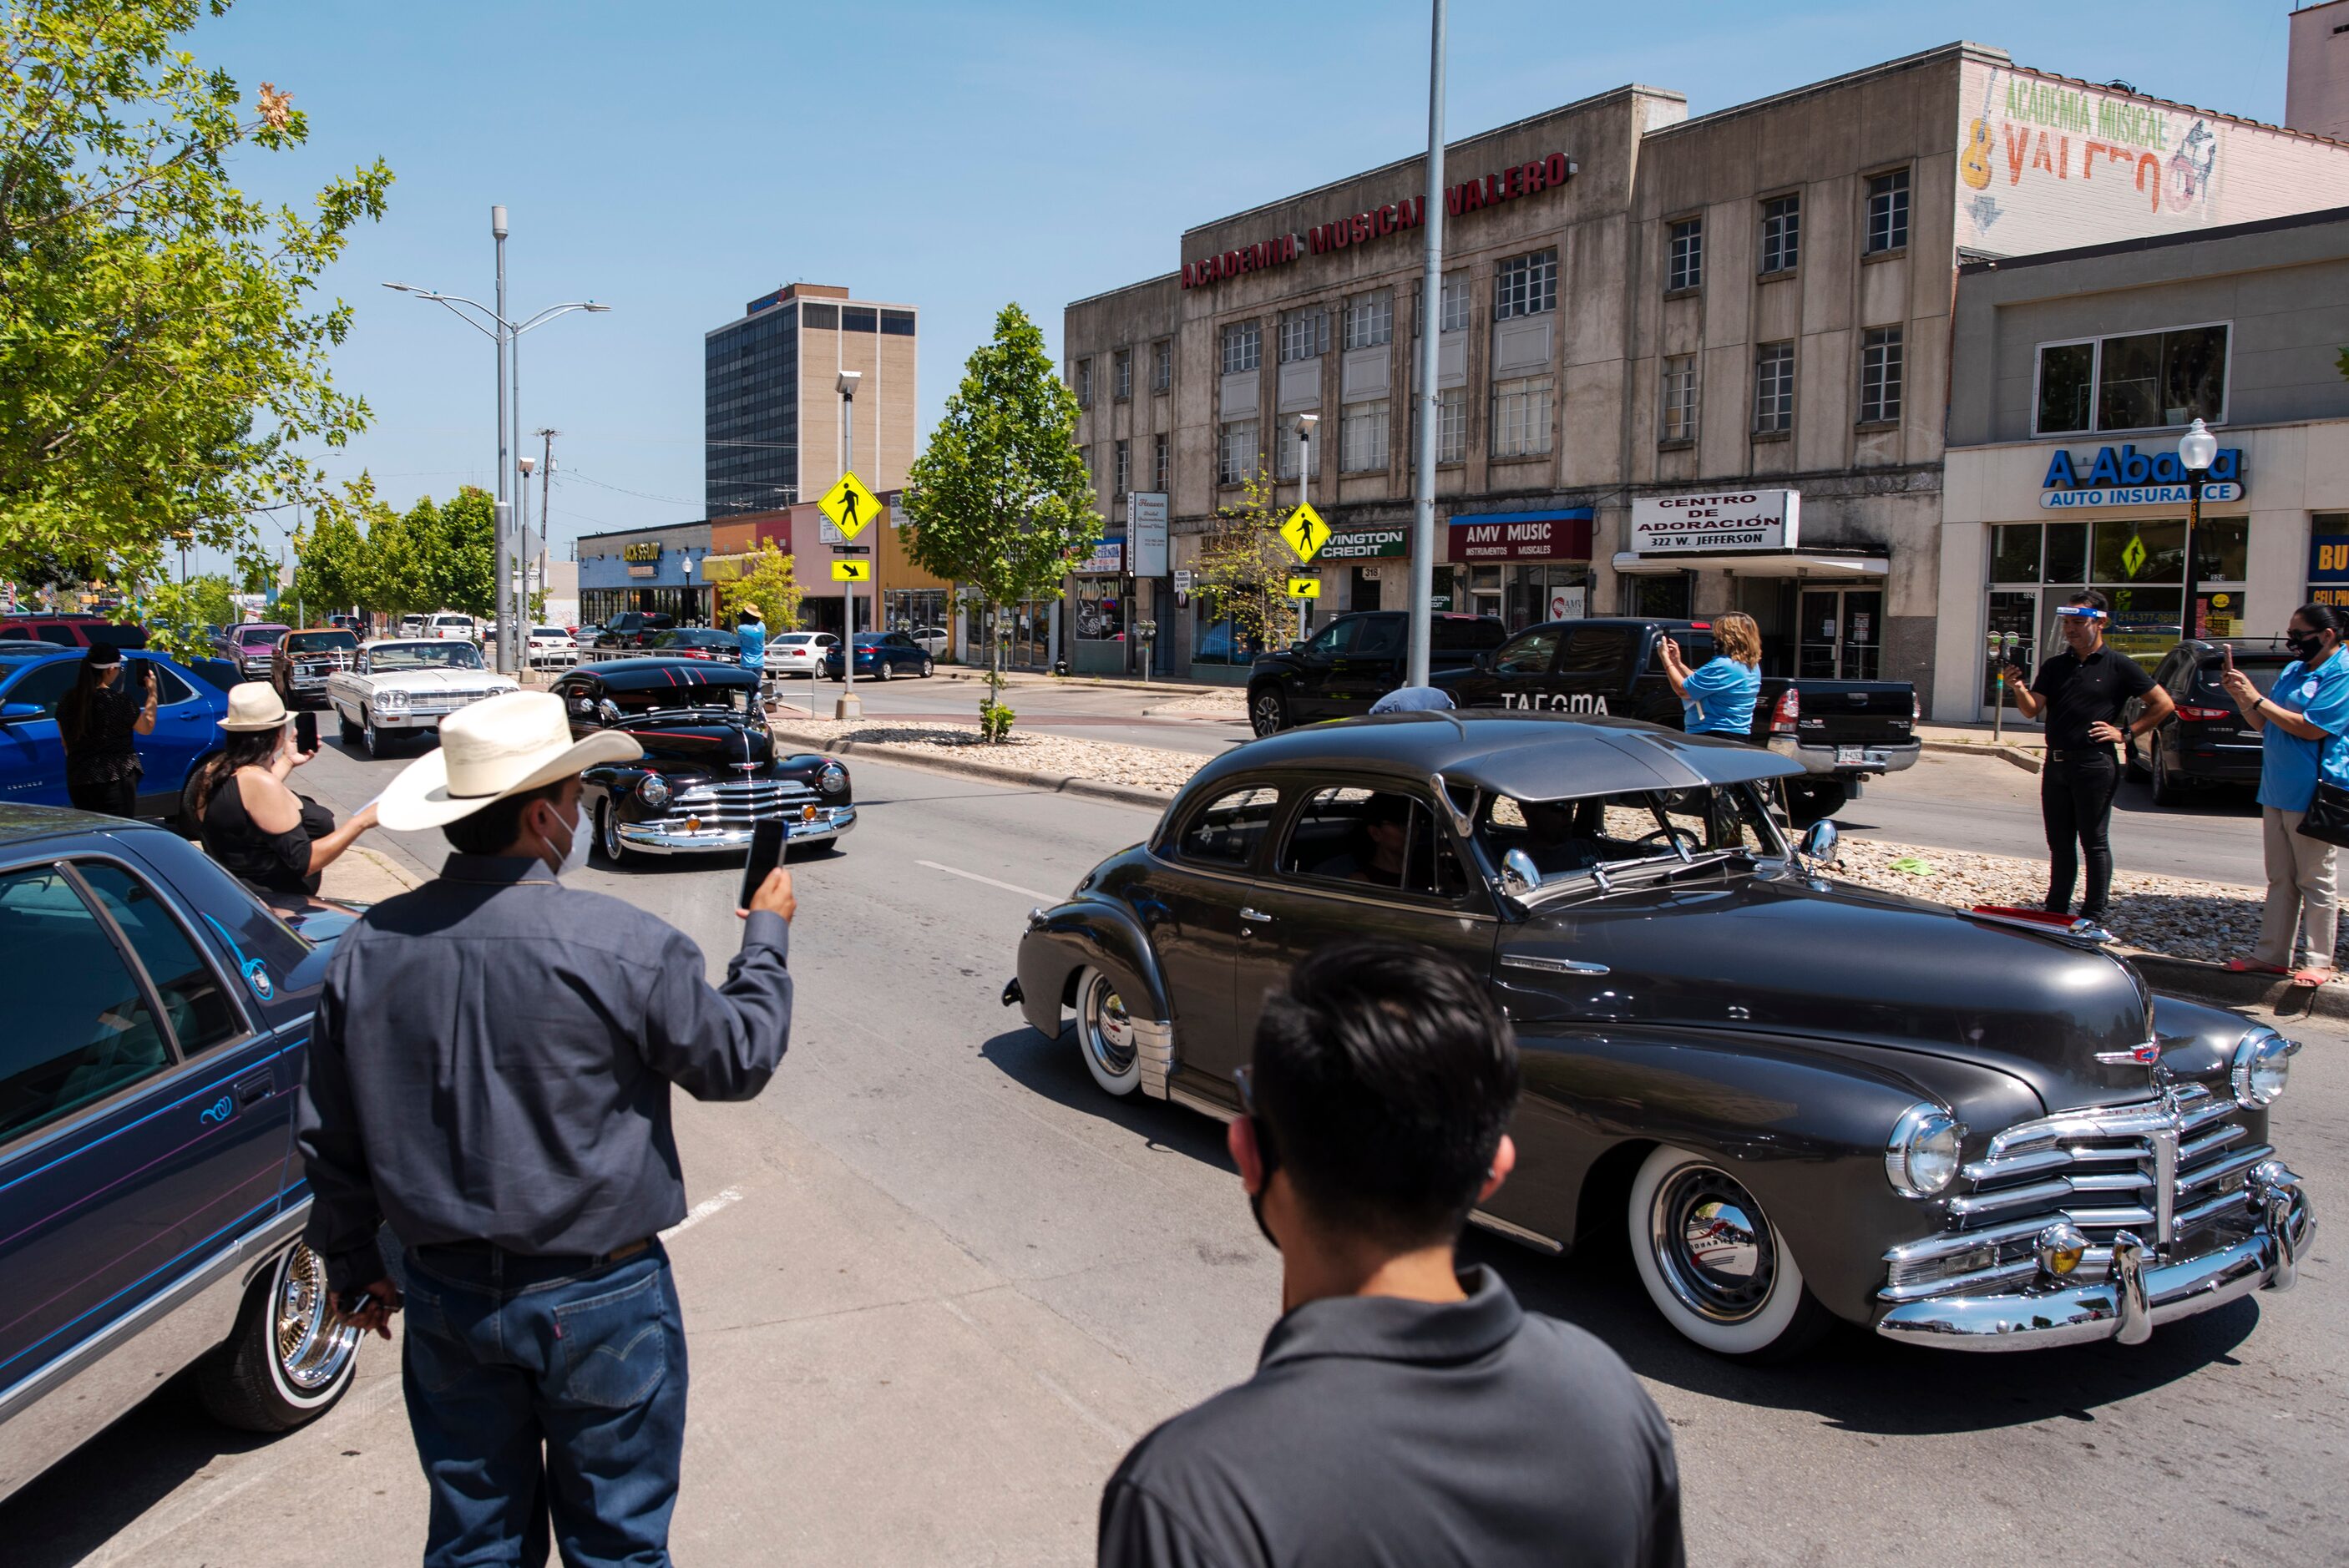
[831,560,871,582]
[820,472,883,539]
[1278,502,1329,564]
[1287,576,1321,599]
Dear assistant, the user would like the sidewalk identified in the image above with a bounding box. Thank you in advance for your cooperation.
[1916,719,2047,773]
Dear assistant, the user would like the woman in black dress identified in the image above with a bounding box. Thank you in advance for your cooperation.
[190,683,378,897]
[57,643,157,816]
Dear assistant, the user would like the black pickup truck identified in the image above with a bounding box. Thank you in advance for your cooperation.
[1244,610,1507,736]
[1435,617,1917,820]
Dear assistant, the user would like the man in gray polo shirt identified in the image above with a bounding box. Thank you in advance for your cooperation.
[1098,941,1682,1568]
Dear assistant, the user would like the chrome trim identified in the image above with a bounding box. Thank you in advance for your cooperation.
[1168,1083,1238,1123]
[1499,953,1611,976]
[2230,1026,2298,1109]
[1467,1209,1564,1254]
[1238,907,1272,924]
[2110,1231,2152,1345]
[615,806,855,856]
[1131,1017,1176,1100]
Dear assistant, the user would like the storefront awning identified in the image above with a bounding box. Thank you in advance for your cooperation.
[1612,549,1887,578]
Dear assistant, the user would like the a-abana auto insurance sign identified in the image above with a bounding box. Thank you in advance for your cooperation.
[1630,490,1800,554]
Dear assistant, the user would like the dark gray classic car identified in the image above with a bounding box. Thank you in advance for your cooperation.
[1005,712,2315,1358]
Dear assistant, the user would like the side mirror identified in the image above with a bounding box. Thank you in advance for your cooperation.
[1799,819,1840,865]
[0,701,41,724]
[596,699,624,726]
[1501,847,1542,896]
[1473,650,1492,670]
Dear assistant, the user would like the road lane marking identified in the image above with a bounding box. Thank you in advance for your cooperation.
[661,1186,744,1241]
[916,859,1057,902]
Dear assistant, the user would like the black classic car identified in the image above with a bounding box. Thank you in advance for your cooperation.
[550,659,853,864]
[1005,711,2314,1358]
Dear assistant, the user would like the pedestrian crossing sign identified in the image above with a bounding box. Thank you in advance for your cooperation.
[820,472,883,539]
[1288,576,1321,599]
[1278,503,1329,563]
[831,560,871,582]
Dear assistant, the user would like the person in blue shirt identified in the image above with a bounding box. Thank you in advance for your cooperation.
[735,606,767,686]
[1658,612,1764,737]
[2222,601,2349,985]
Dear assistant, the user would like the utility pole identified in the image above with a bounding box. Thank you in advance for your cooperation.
[1406,0,1449,687]
[536,427,558,617]
[492,204,515,674]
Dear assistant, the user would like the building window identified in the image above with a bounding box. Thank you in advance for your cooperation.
[1438,387,1466,463]
[880,309,917,336]
[1218,419,1259,485]
[1754,341,1795,433]
[1661,356,1698,443]
[1341,401,1390,473]
[1153,433,1169,491]
[2033,324,2230,436]
[1494,250,1557,320]
[1152,339,1172,393]
[1491,376,1553,458]
[1114,438,1130,497]
[1221,321,1261,376]
[1276,422,1305,480]
[1073,358,1092,409]
[1759,195,1800,275]
[1278,307,1327,363]
[1866,169,1910,254]
[1344,291,1393,350]
[1666,218,1703,292]
[1113,349,1132,401]
[1860,326,1903,424]
[1440,273,1471,333]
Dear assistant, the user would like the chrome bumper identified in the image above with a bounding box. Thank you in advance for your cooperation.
[616,804,856,856]
[1768,736,1921,776]
[1875,1164,2313,1350]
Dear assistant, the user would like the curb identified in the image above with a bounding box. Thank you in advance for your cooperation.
[2122,947,2349,1023]
[927,667,1233,698]
[766,724,1176,812]
[1921,738,2044,774]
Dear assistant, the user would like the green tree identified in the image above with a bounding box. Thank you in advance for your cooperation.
[1193,464,1300,661]
[716,542,804,632]
[0,1,393,597]
[138,571,236,660]
[423,487,496,619]
[288,477,385,618]
[364,498,437,621]
[904,303,1100,738]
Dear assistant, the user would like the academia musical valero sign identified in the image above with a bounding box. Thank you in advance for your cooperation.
[2039,443,2244,509]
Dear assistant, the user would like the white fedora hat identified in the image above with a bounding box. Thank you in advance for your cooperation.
[377,690,642,832]
[220,682,291,732]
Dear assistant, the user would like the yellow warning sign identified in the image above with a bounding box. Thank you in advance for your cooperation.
[831,560,871,583]
[819,472,883,539]
[1278,502,1330,564]
[1287,576,1321,599]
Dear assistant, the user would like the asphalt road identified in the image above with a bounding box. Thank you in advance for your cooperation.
[3,731,2341,1565]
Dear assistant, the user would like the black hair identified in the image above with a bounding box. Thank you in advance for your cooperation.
[1250,941,1520,1248]
[2067,589,2110,614]
[190,726,288,815]
[2292,602,2342,637]
[55,645,120,752]
[1360,792,1414,827]
[442,780,566,857]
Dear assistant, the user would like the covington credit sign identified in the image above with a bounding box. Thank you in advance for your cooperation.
[1630,491,1800,554]
[2039,443,2244,508]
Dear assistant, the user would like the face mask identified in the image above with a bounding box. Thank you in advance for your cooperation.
[1244,1115,1283,1252]
[546,801,592,878]
[2288,630,2327,661]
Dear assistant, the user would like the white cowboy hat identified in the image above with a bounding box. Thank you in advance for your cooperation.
[220,682,292,732]
[377,690,642,832]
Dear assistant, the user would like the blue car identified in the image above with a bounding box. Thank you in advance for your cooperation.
[0,807,367,1503]
[820,630,935,681]
[0,646,229,826]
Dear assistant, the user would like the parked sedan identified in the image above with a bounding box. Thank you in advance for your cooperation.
[269,626,360,710]
[0,648,228,824]
[324,639,518,758]
[0,808,367,1504]
[765,630,840,678]
[549,659,853,864]
[2126,638,2291,804]
[1006,711,2313,1358]
[528,625,578,666]
[905,625,951,656]
[821,630,934,681]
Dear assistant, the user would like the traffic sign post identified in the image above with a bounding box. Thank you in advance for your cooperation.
[1287,576,1320,599]
[821,469,882,720]
[1278,503,1329,564]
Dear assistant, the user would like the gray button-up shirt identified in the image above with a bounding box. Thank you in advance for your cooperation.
[298,853,792,1291]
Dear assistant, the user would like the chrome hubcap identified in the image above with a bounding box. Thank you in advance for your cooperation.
[1651,1166,1776,1323]
[1082,974,1137,1077]
[275,1243,360,1392]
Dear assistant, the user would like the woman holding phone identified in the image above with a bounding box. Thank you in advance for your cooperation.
[1658,613,1764,736]
[2223,603,2349,985]
[191,683,378,897]
[56,643,157,816]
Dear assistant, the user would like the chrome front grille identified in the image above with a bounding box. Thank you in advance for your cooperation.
[404,688,503,715]
[652,776,824,829]
[1884,1085,2270,1299]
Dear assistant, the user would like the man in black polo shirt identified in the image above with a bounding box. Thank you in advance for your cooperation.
[1096,942,1682,1568]
[2006,589,2174,923]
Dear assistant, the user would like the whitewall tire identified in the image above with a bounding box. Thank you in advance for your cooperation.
[1627,1144,1831,1360]
[1073,966,1142,1097]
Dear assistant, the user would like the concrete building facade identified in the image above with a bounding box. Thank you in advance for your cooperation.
[704,282,919,518]
[1064,41,2349,695]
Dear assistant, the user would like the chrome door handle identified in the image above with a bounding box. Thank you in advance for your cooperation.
[1239,908,1273,923]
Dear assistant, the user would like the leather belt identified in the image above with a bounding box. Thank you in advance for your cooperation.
[2045,747,2116,765]
[416,1237,652,1267]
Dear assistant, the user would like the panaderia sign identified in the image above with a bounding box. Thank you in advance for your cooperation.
[1630,491,1800,554]
[2038,443,2244,508]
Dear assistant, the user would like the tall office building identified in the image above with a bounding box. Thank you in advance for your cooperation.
[704,282,918,517]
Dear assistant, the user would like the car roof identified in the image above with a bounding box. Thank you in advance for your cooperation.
[0,802,162,847]
[1181,709,1800,803]
[573,657,757,690]
[359,637,469,650]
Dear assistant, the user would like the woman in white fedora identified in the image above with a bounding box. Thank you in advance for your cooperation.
[191,682,378,898]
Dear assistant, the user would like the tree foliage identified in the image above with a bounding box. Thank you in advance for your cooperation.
[1193,463,1300,660]
[716,541,803,631]
[424,487,496,619]
[138,570,235,660]
[287,479,380,615]
[0,0,393,595]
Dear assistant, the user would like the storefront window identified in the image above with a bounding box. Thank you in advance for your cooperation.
[1624,572,1692,620]
[1991,524,2041,583]
[2089,518,2184,584]
[2044,523,2088,584]
[883,589,947,635]
[1192,607,1266,666]
[1072,579,1124,640]
[1984,518,2249,700]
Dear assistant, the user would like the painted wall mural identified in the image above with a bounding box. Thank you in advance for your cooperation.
[1956,61,2349,255]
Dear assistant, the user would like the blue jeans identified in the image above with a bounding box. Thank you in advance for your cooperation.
[399,1243,688,1568]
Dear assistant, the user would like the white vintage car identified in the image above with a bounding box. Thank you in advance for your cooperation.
[325,639,518,757]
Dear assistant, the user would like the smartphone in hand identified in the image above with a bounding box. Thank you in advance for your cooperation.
[295,711,319,753]
[739,818,787,911]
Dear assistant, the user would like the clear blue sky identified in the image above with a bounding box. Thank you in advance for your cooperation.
[190,0,2300,571]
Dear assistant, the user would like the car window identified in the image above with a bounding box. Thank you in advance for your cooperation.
[2196,656,2283,699]
[0,867,177,1142]
[1175,786,1281,867]
[1493,629,1559,675]
[35,625,78,645]
[1432,618,1508,652]
[1561,625,1635,675]
[3,660,79,715]
[285,631,358,654]
[1480,787,1775,875]
[1279,786,1468,897]
[1648,631,1716,672]
[367,642,484,671]
[80,624,146,648]
[133,660,196,706]
[1305,620,1357,657]
[75,862,242,1055]
[1354,617,1406,658]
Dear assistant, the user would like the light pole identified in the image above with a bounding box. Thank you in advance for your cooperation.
[2179,417,2218,644]
[1295,412,1319,635]
[518,454,537,645]
[835,369,863,721]
[1406,0,1449,687]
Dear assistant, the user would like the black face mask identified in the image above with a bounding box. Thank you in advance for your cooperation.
[1246,1115,1282,1252]
[2288,630,2329,661]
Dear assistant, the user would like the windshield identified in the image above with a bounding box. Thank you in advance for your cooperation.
[2195,656,2286,699]
[531,626,565,638]
[1476,785,1785,893]
[236,627,286,646]
[433,616,471,628]
[286,631,357,654]
[772,634,815,645]
[369,641,485,671]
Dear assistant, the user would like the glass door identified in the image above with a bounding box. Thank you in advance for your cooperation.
[1797,588,1883,679]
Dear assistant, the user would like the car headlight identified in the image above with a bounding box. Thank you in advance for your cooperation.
[1885,1104,1964,1197]
[375,689,408,711]
[637,773,671,810]
[818,762,848,795]
[2231,1026,2299,1107]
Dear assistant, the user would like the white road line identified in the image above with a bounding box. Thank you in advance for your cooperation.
[661,1186,744,1241]
[915,859,1057,902]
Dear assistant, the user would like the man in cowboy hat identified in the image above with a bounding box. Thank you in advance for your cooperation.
[296,689,797,1567]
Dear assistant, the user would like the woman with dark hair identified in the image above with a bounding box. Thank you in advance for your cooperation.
[2223,601,2349,985]
[58,643,157,815]
[192,683,377,898]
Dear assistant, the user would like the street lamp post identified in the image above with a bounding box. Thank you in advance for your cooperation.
[1406,0,1449,688]
[835,369,863,721]
[493,206,510,669]
[2179,417,2218,645]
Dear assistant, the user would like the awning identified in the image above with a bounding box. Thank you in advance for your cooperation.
[1611,549,1887,578]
